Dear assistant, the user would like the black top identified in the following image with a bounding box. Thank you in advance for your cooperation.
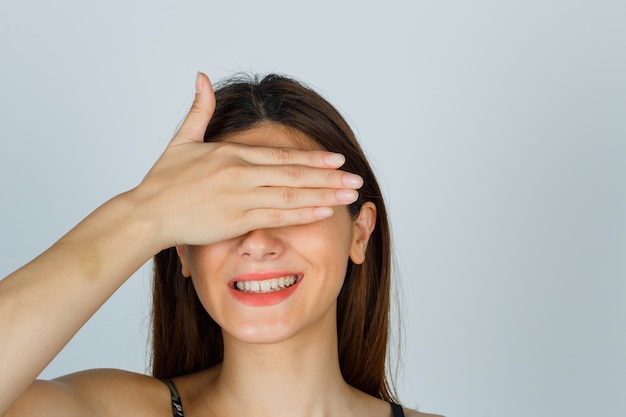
[163,378,406,417]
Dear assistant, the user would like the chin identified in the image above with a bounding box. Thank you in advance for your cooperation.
[224,321,298,345]
[219,305,338,347]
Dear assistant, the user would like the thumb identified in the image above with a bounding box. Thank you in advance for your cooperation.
[170,72,216,145]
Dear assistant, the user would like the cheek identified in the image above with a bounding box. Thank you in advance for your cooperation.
[186,246,231,326]
[186,242,230,276]
[290,222,354,276]
[185,243,233,309]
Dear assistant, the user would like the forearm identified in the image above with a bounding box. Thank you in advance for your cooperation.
[0,191,161,414]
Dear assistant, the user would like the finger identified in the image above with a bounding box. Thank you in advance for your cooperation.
[247,165,363,189]
[243,206,335,229]
[246,187,359,209]
[231,143,347,169]
[170,72,216,146]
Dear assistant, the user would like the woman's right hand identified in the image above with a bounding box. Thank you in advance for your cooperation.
[129,72,363,250]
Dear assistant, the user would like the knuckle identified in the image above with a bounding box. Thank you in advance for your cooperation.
[327,169,340,186]
[298,208,315,223]
[325,189,337,204]
[273,147,294,164]
[268,209,283,225]
[213,141,236,155]
[282,187,297,204]
[219,164,244,181]
[188,103,203,115]
[309,151,321,165]
[284,164,302,180]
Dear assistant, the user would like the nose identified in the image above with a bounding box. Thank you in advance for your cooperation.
[236,228,284,261]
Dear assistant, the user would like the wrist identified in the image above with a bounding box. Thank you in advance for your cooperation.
[113,188,168,255]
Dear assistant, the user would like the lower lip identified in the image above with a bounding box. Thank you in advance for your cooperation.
[228,279,302,307]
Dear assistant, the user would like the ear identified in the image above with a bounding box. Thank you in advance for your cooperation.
[175,245,192,278]
[349,202,377,265]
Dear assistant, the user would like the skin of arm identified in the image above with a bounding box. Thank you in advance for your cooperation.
[0,191,162,415]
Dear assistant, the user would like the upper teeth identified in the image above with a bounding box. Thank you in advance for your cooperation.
[235,276,298,293]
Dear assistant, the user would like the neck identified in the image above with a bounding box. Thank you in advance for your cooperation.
[206,312,357,417]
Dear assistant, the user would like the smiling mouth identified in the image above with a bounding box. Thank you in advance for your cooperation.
[234,275,299,294]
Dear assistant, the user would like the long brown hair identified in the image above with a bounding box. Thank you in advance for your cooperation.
[152,74,395,400]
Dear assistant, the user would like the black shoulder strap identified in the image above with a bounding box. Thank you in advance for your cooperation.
[390,402,405,417]
[162,378,185,417]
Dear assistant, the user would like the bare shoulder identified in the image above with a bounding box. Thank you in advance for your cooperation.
[6,368,171,417]
[404,407,445,417]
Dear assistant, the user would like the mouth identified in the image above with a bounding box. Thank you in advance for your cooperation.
[233,275,300,294]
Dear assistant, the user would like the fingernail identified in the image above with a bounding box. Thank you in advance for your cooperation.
[343,173,363,188]
[336,189,358,203]
[195,72,203,94]
[324,153,345,167]
[314,207,334,218]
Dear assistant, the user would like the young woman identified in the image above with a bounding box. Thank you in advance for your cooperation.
[0,73,441,417]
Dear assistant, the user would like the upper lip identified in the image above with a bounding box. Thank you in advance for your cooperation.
[228,271,302,284]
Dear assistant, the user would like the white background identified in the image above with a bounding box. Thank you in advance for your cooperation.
[1,1,625,416]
